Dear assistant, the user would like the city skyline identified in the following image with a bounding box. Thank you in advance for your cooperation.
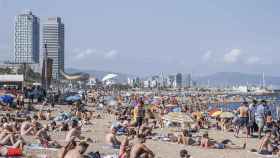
[0,0,280,76]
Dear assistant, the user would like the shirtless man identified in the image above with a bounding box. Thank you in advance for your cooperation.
[64,142,88,158]
[130,134,155,158]
[65,120,82,142]
[235,102,249,138]
[20,117,35,136]
[59,139,89,158]
[258,130,273,155]
[105,128,121,149]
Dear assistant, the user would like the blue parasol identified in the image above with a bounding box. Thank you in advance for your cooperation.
[0,95,14,104]
[65,95,81,102]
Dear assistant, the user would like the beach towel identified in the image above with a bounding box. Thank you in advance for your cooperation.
[252,153,278,158]
[102,154,118,158]
[85,152,101,158]
[249,150,278,158]
[26,143,59,151]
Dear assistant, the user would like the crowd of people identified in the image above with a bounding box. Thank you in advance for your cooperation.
[0,87,280,157]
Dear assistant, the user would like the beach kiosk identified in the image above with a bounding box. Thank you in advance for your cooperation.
[0,74,24,90]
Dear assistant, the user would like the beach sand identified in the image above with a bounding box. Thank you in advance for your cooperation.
[24,104,263,158]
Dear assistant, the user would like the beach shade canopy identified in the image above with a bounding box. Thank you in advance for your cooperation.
[163,112,194,124]
[0,95,14,104]
[220,112,235,118]
[65,95,81,102]
[211,111,222,117]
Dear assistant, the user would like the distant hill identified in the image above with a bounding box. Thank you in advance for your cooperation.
[193,72,280,87]
[65,68,133,83]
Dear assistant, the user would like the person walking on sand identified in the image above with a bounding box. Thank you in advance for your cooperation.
[255,100,268,138]
[235,102,250,138]
[249,100,257,136]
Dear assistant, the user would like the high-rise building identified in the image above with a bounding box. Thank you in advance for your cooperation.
[42,17,65,80]
[175,73,182,88]
[14,10,40,64]
[186,73,192,88]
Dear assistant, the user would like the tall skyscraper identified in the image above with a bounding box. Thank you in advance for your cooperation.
[186,73,192,88]
[175,73,182,88]
[14,10,40,64]
[43,17,65,80]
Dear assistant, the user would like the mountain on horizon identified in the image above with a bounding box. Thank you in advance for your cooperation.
[193,72,280,87]
[65,68,280,87]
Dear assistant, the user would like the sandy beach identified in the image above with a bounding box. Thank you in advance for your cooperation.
[22,103,263,158]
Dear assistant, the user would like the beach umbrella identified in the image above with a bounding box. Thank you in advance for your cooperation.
[5,93,16,98]
[108,100,118,106]
[208,108,220,116]
[65,95,81,102]
[0,95,14,104]
[163,112,194,123]
[165,104,177,108]
[151,99,160,105]
[211,111,222,117]
[220,112,235,118]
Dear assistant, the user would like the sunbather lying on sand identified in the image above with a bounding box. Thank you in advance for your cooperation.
[200,132,246,149]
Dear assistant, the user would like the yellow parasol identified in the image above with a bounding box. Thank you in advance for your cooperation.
[211,111,222,117]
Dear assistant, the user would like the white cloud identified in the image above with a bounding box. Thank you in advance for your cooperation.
[202,51,212,61]
[73,48,119,60]
[104,50,118,59]
[74,48,96,59]
[246,56,261,65]
[223,49,242,63]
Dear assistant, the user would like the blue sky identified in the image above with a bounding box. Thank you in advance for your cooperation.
[0,0,280,76]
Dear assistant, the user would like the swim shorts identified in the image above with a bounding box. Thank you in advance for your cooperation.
[214,143,225,149]
[256,119,264,129]
[239,117,249,127]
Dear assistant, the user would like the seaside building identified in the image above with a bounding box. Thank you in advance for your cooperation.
[167,75,175,88]
[175,73,182,88]
[14,10,40,64]
[42,17,65,80]
[186,73,192,88]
